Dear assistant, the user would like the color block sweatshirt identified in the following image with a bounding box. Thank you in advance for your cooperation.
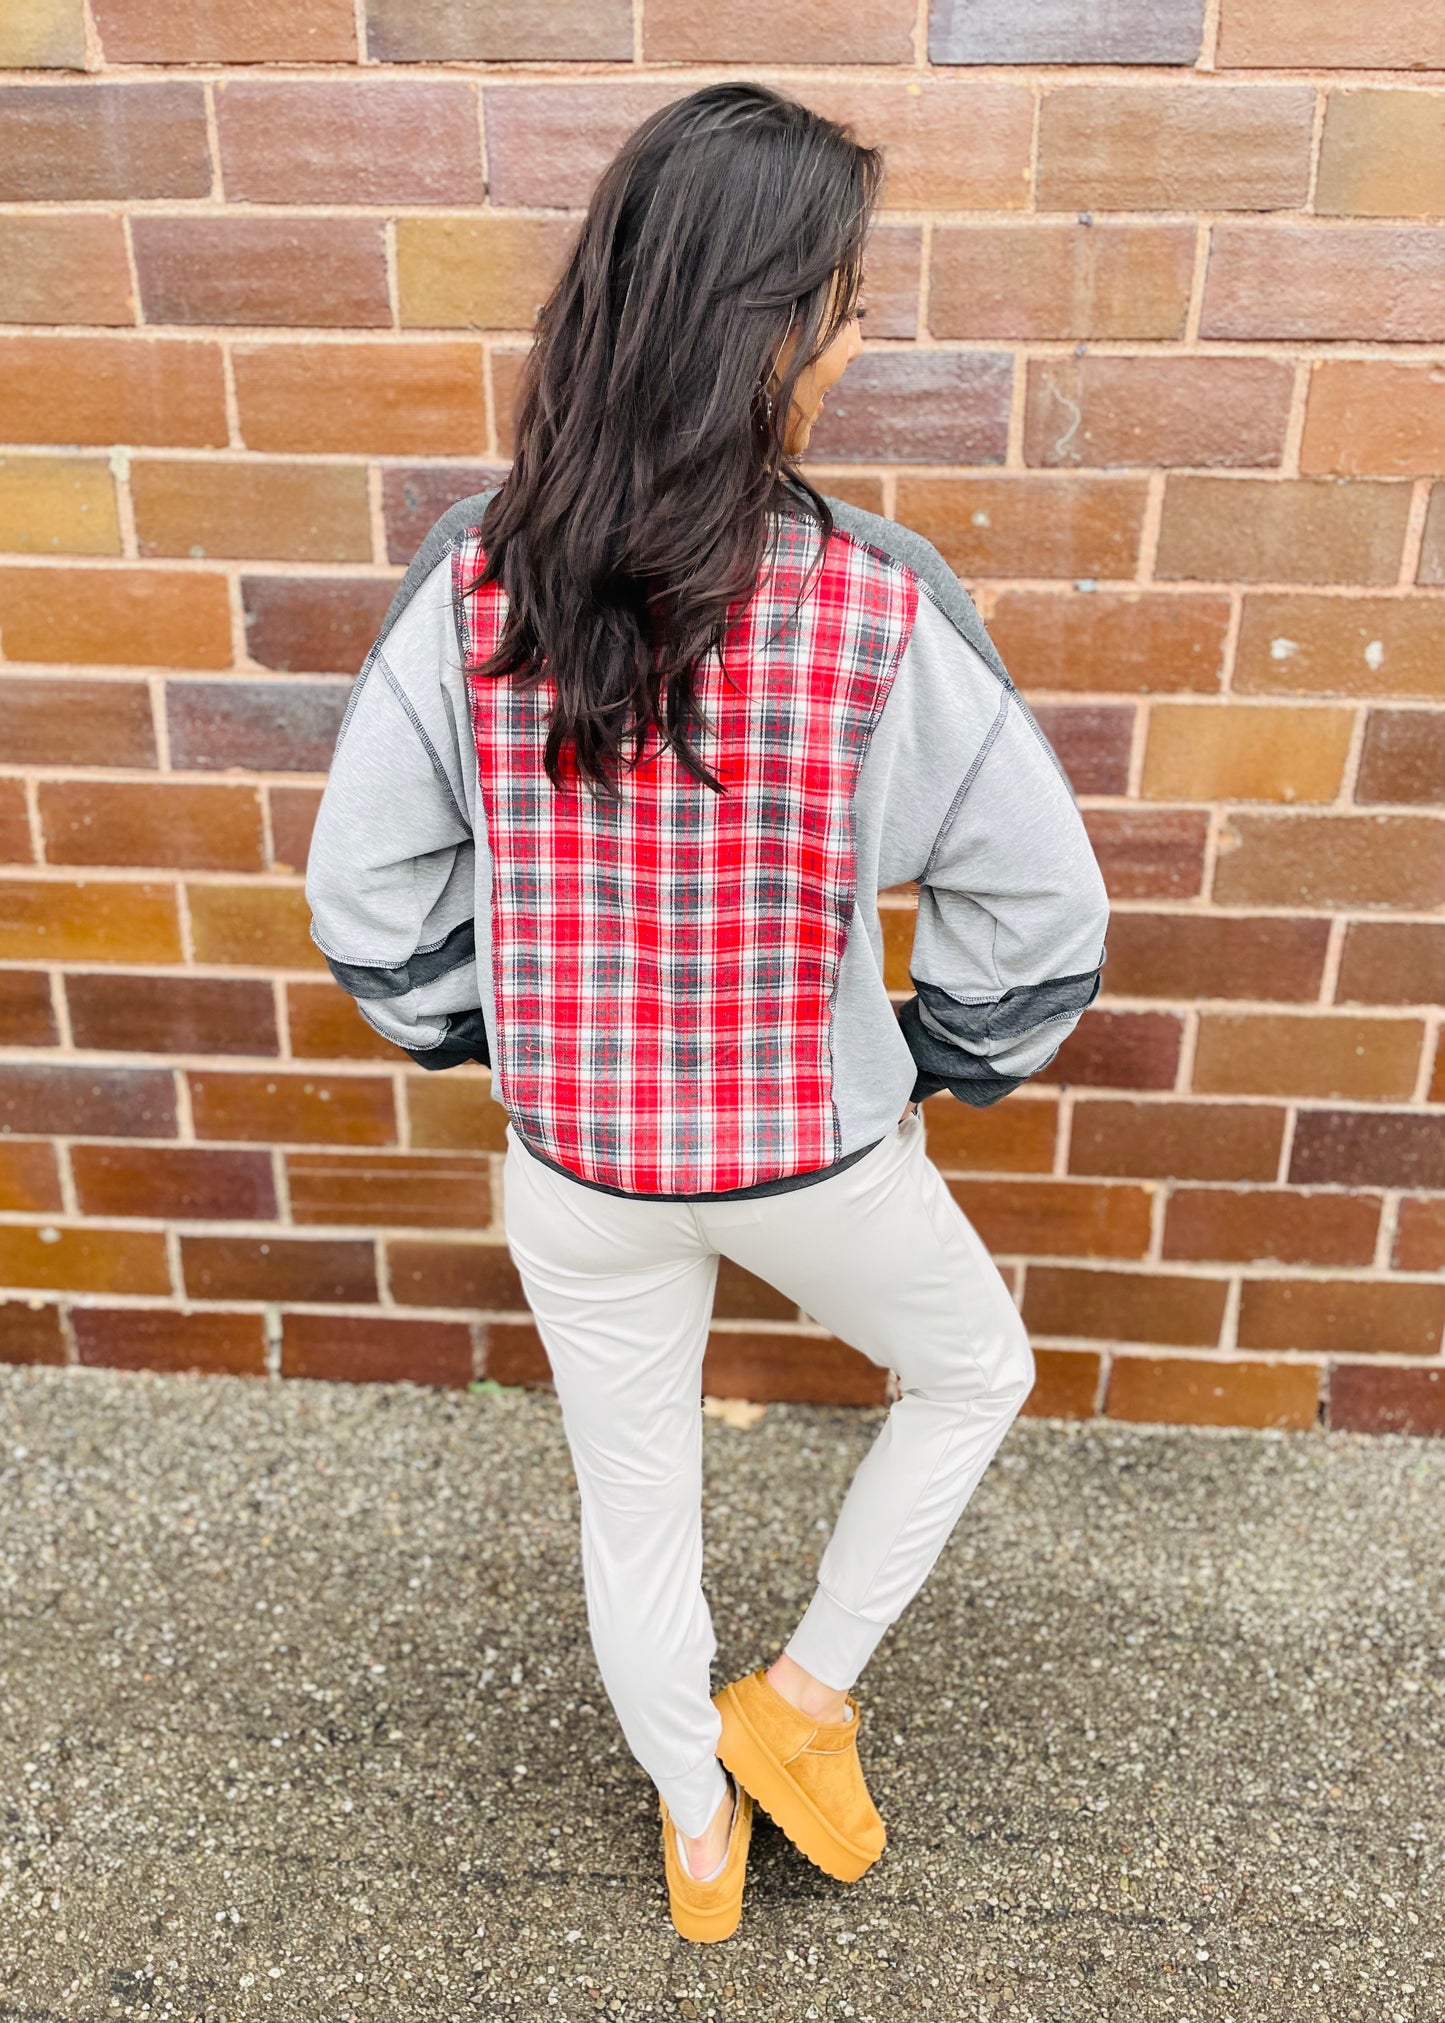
[306,488,1110,1202]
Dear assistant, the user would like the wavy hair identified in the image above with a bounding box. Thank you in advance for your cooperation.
[466,82,883,799]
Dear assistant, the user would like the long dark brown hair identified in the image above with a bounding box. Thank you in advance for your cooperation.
[467,82,883,799]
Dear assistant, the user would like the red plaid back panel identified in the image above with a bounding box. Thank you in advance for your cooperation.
[455,511,919,1194]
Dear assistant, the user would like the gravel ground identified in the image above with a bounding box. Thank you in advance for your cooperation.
[0,1362,1440,2023]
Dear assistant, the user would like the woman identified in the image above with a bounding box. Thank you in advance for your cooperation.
[307,82,1109,1944]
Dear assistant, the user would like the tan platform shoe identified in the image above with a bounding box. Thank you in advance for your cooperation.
[659,1770,753,1943]
[713,1667,886,1883]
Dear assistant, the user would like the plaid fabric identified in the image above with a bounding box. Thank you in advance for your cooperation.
[455,510,919,1194]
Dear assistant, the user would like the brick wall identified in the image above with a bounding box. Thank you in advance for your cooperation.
[1,0,1442,1436]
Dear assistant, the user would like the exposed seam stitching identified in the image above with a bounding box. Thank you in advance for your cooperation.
[919,688,1010,886]
[374,648,470,833]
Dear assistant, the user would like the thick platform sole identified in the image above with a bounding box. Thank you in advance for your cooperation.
[665,1889,745,1944]
[714,1683,882,1884]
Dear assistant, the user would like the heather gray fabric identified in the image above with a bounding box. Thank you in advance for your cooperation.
[306,493,1110,1196]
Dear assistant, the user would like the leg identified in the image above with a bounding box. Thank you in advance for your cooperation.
[698,1107,1035,1694]
[501,1126,731,1839]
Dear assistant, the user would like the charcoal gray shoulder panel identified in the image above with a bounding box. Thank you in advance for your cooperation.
[376,488,502,655]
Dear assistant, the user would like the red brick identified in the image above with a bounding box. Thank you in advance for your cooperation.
[283,1312,473,1387]
[1301,362,1445,480]
[0,879,181,964]
[0,455,120,559]
[946,1178,1153,1259]
[1018,1347,1101,1421]
[1025,358,1293,471]
[0,679,156,769]
[166,680,349,774]
[714,1260,799,1324]
[1316,89,1445,219]
[0,780,30,865]
[66,973,279,1057]
[817,475,888,517]
[1356,710,1445,807]
[1103,914,1329,1002]
[1329,1363,1445,1439]
[1337,923,1445,1007]
[1036,1010,1182,1091]
[242,576,395,675]
[187,884,324,971]
[0,970,58,1047]
[267,786,323,873]
[0,0,85,67]
[405,1072,508,1152]
[367,0,631,60]
[1393,1199,1445,1274]
[0,1223,169,1296]
[134,461,372,566]
[930,222,1194,343]
[72,1307,265,1378]
[854,224,923,342]
[232,342,487,457]
[0,1302,66,1368]
[38,782,263,872]
[71,1144,275,1220]
[0,1142,63,1214]
[1106,1355,1319,1431]
[1194,1013,1424,1102]
[93,0,357,61]
[1202,226,1445,344]
[1038,85,1313,211]
[910,1100,1060,1181]
[286,984,397,1061]
[0,215,134,325]
[396,213,576,332]
[1069,1099,1285,1182]
[483,1320,549,1384]
[0,1064,174,1138]
[1419,488,1445,586]
[1163,1186,1380,1267]
[1238,1279,1445,1359]
[132,217,389,329]
[381,465,509,566]
[1236,595,1445,700]
[489,348,527,458]
[0,82,210,201]
[931,0,1205,62]
[1024,1266,1227,1347]
[1141,702,1354,804]
[1084,808,1209,900]
[190,1071,395,1147]
[703,1332,887,1408]
[286,1151,491,1227]
[181,1236,377,1305]
[897,476,1148,580]
[1217,1,1445,69]
[1029,704,1133,796]
[991,591,1229,696]
[1289,1111,1445,1191]
[483,81,1035,212]
[385,1239,524,1310]
[1155,478,1412,587]
[216,80,482,206]
[1214,812,1445,911]
[804,353,1012,466]
[0,337,227,449]
[645,0,912,59]
[0,565,230,669]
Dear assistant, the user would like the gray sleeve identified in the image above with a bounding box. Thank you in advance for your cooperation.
[897,599,1110,1108]
[305,551,490,1071]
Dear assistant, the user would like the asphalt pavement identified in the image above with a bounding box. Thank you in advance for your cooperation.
[0,1363,1440,2023]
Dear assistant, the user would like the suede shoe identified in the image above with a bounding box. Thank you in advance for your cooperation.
[659,1770,753,1943]
[713,1667,886,1882]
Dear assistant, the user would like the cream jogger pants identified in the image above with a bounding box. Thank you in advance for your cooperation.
[500,1103,1036,1837]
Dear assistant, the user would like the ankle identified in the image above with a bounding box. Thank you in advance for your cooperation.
[765,1652,849,1724]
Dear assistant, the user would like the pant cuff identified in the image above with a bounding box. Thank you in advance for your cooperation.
[783,1584,889,1694]
[658,1751,729,1839]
